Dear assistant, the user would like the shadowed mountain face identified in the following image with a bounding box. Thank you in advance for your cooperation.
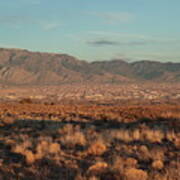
[0,48,179,85]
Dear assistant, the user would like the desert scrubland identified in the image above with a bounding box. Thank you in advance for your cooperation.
[0,102,179,180]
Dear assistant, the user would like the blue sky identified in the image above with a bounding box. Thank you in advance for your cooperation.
[0,0,180,62]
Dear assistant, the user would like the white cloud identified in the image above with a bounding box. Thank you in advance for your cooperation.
[91,12,135,24]
[41,22,60,31]
[0,15,60,31]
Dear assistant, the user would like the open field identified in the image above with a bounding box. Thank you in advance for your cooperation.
[0,102,179,180]
[0,83,180,105]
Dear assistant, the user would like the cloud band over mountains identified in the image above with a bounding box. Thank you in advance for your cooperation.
[87,39,149,47]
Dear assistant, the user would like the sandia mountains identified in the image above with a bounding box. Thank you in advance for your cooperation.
[0,48,179,85]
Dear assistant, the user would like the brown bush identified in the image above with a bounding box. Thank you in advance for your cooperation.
[61,131,86,147]
[88,162,108,173]
[86,140,107,156]
[1,116,15,125]
[124,168,148,180]
[24,150,36,164]
[48,143,61,154]
[152,160,164,170]
[35,140,61,160]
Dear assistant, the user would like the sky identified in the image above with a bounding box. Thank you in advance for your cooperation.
[0,0,180,62]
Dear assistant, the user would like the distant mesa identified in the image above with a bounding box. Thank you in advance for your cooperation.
[0,48,179,85]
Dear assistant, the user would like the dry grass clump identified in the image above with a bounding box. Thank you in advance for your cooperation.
[137,146,165,162]
[148,172,168,180]
[60,131,87,147]
[59,124,87,147]
[124,168,148,180]
[142,129,164,143]
[150,148,165,161]
[109,128,165,143]
[88,162,108,173]
[48,142,61,154]
[152,160,164,170]
[166,131,180,148]
[111,156,124,172]
[13,139,61,164]
[35,140,61,159]
[13,141,36,164]
[1,115,16,125]
[138,145,150,160]
[112,156,138,173]
[24,150,36,164]
[13,140,32,154]
[86,140,107,156]
[110,130,133,142]
[125,158,138,168]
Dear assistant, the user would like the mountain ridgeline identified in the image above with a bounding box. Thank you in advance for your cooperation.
[0,48,179,85]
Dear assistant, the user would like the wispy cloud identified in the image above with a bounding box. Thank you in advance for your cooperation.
[87,31,146,39]
[90,12,135,24]
[0,15,60,31]
[88,39,150,47]
[41,22,60,31]
[85,30,180,47]
[88,40,119,46]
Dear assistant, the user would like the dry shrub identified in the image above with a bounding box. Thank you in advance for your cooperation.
[166,131,176,142]
[142,129,164,143]
[88,176,100,180]
[150,148,164,161]
[139,145,150,160]
[35,140,61,159]
[1,116,15,125]
[149,172,168,180]
[36,140,49,158]
[58,124,74,134]
[61,131,86,147]
[48,143,61,154]
[174,134,180,148]
[112,157,138,173]
[110,130,132,142]
[152,160,164,170]
[13,145,26,154]
[88,162,108,173]
[24,150,36,164]
[13,141,32,154]
[110,128,165,143]
[112,156,124,171]
[166,131,180,148]
[59,124,86,147]
[132,129,141,140]
[12,142,36,164]
[124,168,148,180]
[86,140,107,156]
[164,160,180,180]
[125,158,138,168]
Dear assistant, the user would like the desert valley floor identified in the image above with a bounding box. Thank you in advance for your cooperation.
[0,94,179,180]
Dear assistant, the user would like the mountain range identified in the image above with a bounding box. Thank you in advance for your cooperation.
[0,48,179,85]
